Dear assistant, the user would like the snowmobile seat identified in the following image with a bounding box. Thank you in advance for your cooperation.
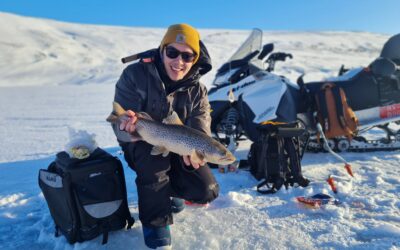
[380,33,400,62]
[306,69,380,111]
[370,57,399,77]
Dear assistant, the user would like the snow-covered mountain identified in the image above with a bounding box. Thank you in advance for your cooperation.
[0,11,389,88]
[0,12,399,250]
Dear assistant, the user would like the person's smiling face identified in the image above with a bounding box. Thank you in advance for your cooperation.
[162,42,196,81]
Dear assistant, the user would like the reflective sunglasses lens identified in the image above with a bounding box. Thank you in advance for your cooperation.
[166,47,179,59]
[165,46,195,63]
[181,53,195,63]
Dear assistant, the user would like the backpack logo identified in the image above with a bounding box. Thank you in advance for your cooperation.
[89,172,102,178]
[46,175,56,182]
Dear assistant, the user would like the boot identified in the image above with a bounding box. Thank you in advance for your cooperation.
[142,225,172,249]
[171,197,185,214]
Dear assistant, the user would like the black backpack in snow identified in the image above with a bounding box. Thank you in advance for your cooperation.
[38,147,134,244]
[248,124,310,194]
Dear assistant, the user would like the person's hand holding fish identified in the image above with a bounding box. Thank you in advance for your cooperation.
[182,155,205,169]
[119,110,138,133]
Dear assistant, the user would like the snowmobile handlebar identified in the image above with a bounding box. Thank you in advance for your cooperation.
[258,43,274,60]
[266,52,293,72]
[121,49,157,64]
[266,52,293,63]
[121,54,139,64]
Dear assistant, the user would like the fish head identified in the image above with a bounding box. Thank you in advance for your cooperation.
[208,142,236,165]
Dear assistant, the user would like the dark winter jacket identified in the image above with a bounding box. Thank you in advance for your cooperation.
[112,41,213,142]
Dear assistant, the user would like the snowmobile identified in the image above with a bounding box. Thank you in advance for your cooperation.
[302,34,400,152]
[209,29,400,152]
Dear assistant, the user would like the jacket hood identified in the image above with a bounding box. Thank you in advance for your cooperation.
[195,40,212,76]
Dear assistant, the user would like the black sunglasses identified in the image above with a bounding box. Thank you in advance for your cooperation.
[165,46,196,63]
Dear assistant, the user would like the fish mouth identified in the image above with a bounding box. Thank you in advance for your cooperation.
[219,154,236,164]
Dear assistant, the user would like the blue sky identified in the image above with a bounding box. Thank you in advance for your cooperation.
[0,0,399,34]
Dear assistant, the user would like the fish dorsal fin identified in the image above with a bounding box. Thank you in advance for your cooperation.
[163,111,184,125]
[190,150,206,164]
[150,146,169,157]
[137,112,154,121]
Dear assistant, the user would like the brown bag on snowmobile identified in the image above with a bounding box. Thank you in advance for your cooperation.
[315,83,359,140]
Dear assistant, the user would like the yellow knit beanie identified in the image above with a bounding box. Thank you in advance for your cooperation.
[160,23,200,64]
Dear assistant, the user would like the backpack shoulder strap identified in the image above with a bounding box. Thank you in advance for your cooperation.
[102,231,109,245]
[284,137,310,187]
[259,134,270,179]
[331,86,347,129]
[256,135,286,195]
[256,179,280,194]
[54,225,60,237]
[256,176,285,194]
[284,137,301,179]
[126,214,135,229]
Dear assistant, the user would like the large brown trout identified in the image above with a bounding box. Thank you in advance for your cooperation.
[107,102,236,165]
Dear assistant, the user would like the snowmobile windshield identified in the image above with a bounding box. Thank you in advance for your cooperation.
[215,29,263,77]
[229,28,263,62]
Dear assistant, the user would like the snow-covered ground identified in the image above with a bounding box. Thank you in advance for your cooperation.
[0,12,399,249]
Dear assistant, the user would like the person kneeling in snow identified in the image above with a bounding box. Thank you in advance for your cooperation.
[111,24,219,249]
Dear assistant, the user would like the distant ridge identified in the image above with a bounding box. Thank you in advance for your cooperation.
[0,11,389,87]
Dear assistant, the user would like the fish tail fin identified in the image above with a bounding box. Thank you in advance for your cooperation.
[106,102,126,123]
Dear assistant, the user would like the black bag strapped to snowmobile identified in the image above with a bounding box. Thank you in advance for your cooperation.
[38,147,134,245]
[248,124,310,194]
[315,83,359,140]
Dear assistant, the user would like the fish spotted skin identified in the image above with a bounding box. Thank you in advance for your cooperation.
[107,102,236,165]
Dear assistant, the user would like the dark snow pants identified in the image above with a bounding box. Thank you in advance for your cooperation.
[121,141,219,228]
